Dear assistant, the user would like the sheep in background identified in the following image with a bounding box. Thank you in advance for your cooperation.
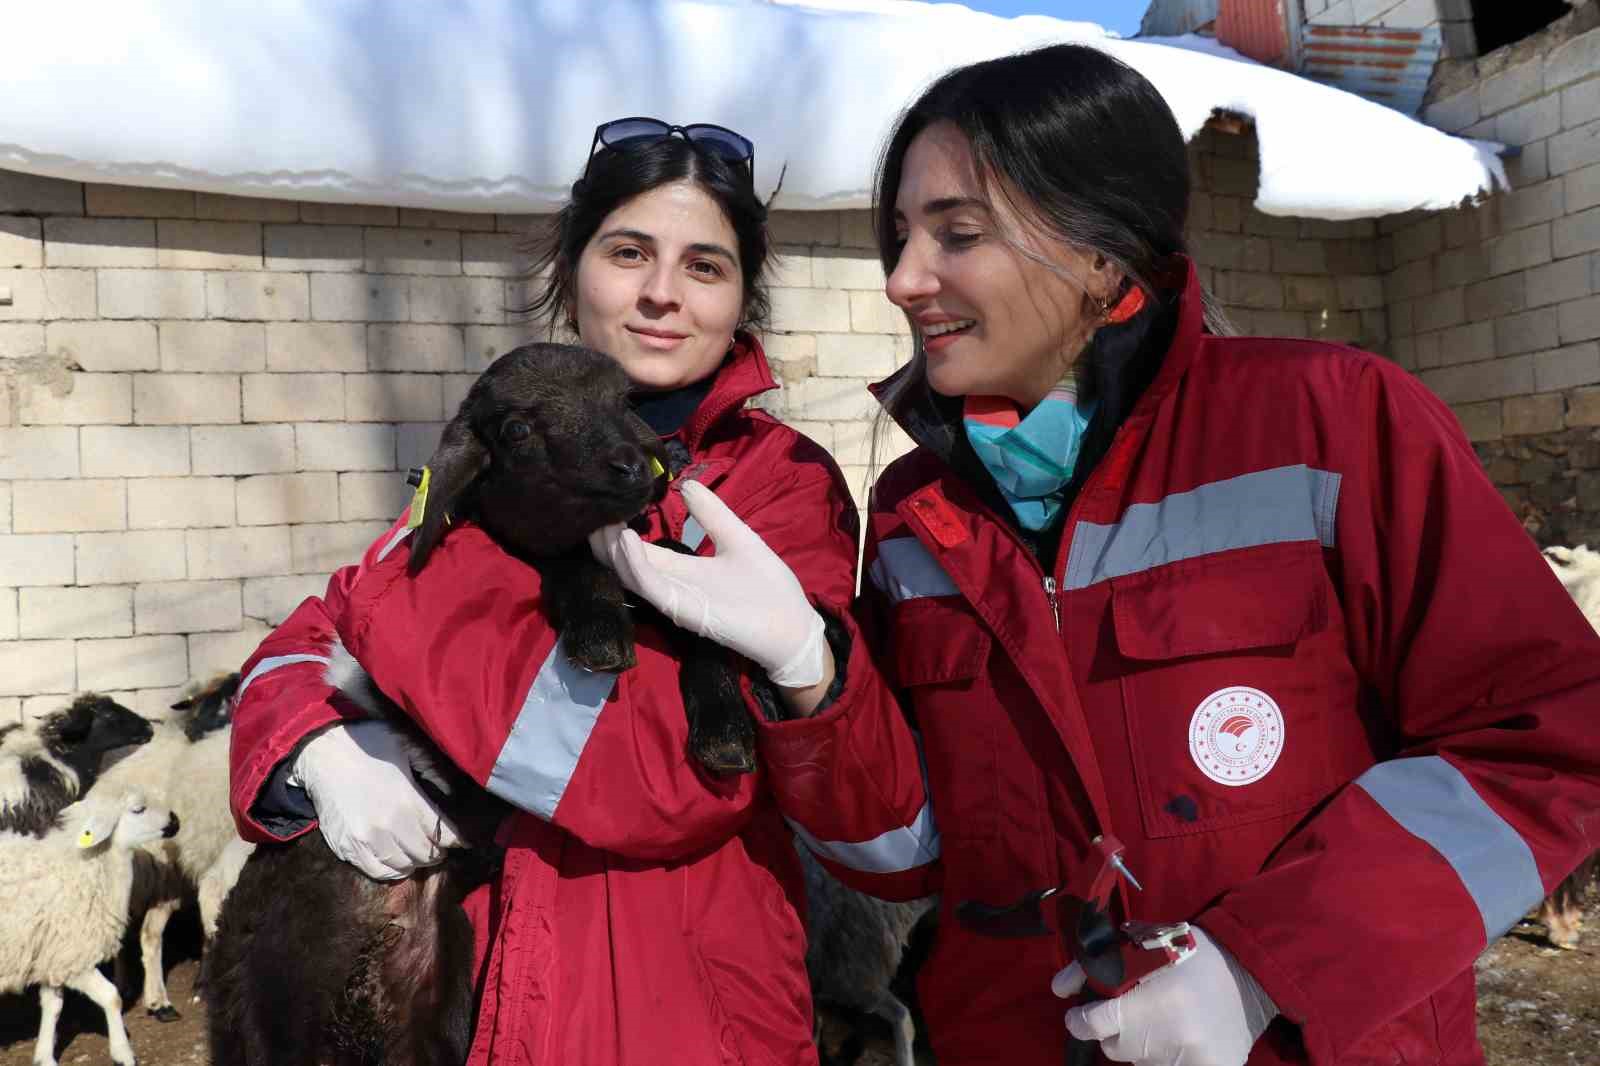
[96,673,253,1021]
[798,842,936,1066]
[0,694,153,837]
[0,789,179,1066]
[1544,543,1600,634]
[172,671,241,741]
[1540,543,1600,949]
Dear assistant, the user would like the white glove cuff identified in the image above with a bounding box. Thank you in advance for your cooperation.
[765,609,827,689]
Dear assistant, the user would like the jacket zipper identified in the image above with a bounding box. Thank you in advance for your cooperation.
[1042,575,1060,633]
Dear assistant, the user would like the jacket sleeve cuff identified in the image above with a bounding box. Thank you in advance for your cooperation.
[746,601,851,724]
[750,601,861,741]
[248,742,320,840]
[1198,905,1325,1064]
[231,700,345,843]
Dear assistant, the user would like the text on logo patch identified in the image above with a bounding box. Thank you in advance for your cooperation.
[1187,686,1284,787]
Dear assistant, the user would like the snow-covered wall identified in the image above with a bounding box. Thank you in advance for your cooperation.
[0,0,1502,220]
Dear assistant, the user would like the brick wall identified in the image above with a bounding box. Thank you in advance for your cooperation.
[1185,127,1388,353]
[1388,12,1600,543]
[0,122,1406,727]
[0,175,546,724]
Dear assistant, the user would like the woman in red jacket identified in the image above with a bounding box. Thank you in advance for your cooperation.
[227,120,857,1066]
[594,47,1600,1066]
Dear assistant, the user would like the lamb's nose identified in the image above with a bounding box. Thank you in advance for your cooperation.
[163,814,180,838]
[609,448,650,485]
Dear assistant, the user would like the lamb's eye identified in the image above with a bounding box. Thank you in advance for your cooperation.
[130,805,146,814]
[500,420,532,444]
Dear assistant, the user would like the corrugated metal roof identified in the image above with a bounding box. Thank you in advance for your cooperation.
[1138,0,1219,38]
[1216,0,1290,67]
[1299,23,1443,118]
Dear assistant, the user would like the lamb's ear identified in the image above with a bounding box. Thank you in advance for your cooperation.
[627,410,671,502]
[74,804,118,849]
[408,415,489,575]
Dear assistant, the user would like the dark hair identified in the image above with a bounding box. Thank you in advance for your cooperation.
[524,137,773,335]
[872,44,1225,421]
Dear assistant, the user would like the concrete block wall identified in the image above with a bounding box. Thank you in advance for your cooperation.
[1392,15,1600,543]
[1184,127,1388,353]
[0,174,544,725]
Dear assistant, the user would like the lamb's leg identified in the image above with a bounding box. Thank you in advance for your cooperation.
[199,838,256,937]
[679,637,757,775]
[870,990,918,1066]
[66,968,136,1066]
[140,897,181,1019]
[545,558,635,672]
[195,838,256,1004]
[32,985,63,1066]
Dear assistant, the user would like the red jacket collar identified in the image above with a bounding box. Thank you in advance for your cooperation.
[1126,253,1205,416]
[678,331,777,450]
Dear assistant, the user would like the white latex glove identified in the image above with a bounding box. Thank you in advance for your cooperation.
[293,720,463,881]
[1052,926,1277,1066]
[588,479,827,687]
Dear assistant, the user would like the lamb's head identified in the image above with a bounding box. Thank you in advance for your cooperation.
[171,672,241,740]
[1544,544,1600,591]
[68,789,178,852]
[39,695,154,765]
[408,343,669,572]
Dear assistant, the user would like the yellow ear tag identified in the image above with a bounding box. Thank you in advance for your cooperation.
[405,466,431,530]
[648,455,666,479]
[77,828,96,848]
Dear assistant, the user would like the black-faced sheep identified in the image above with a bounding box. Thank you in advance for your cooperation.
[0,694,153,837]
[208,343,771,1066]
[1540,543,1600,948]
[0,789,178,1066]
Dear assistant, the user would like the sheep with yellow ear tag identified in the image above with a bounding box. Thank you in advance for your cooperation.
[0,789,178,1066]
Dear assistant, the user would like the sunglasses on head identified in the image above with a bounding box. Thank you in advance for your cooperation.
[583,117,754,181]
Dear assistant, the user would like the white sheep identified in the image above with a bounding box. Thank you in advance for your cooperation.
[1544,543,1600,635]
[1538,544,1600,948]
[0,789,178,1066]
[95,708,253,1020]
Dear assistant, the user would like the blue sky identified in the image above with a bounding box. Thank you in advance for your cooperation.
[955,1,1150,35]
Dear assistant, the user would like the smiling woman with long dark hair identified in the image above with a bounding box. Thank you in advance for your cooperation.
[226,119,854,1066]
[596,46,1600,1066]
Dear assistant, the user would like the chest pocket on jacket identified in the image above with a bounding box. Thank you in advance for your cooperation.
[890,596,998,844]
[1113,540,1359,839]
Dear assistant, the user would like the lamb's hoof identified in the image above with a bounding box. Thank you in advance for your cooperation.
[149,1005,181,1022]
[565,633,636,674]
[691,737,758,776]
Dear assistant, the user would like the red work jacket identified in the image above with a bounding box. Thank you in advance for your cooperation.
[228,338,861,1066]
[755,263,1600,1066]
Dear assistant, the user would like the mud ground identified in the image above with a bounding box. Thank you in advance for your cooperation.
[4,898,1597,1065]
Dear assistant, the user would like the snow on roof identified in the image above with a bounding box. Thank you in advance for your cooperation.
[0,0,1505,221]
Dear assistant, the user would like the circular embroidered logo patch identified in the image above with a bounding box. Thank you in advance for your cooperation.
[1188,686,1285,787]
